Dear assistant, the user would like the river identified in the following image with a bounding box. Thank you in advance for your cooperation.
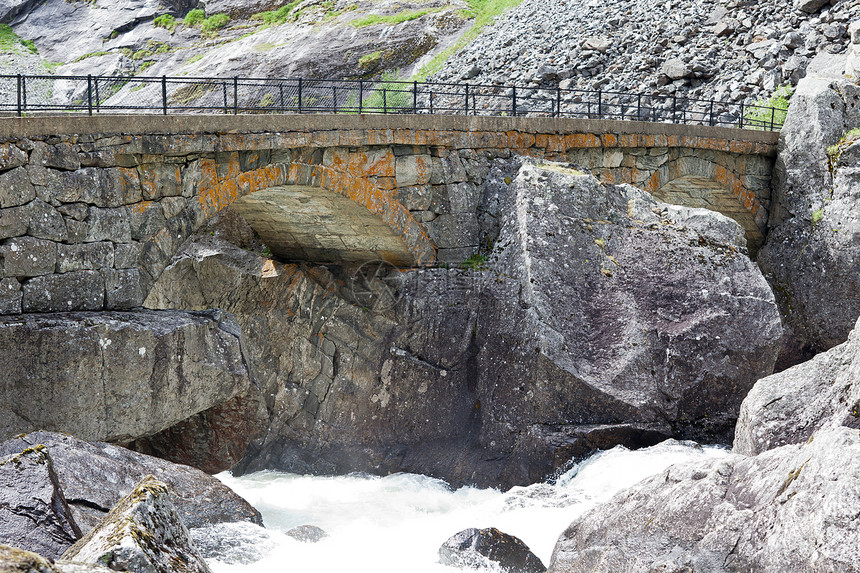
[193,440,728,572]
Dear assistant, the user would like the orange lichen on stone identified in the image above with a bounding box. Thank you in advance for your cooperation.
[565,133,602,148]
[131,201,154,214]
[601,133,619,148]
[348,149,395,178]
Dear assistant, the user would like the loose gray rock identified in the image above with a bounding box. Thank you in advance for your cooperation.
[440,528,546,573]
[0,432,263,534]
[286,525,329,543]
[549,426,860,572]
[60,476,212,573]
[734,315,860,456]
[0,447,81,561]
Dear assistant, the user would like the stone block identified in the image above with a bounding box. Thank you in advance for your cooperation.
[448,181,482,213]
[87,206,132,243]
[0,167,35,208]
[129,202,167,241]
[0,237,57,278]
[0,277,21,313]
[27,200,67,242]
[0,143,27,172]
[57,242,114,273]
[22,270,105,312]
[161,196,187,220]
[603,149,624,168]
[139,164,182,200]
[114,243,142,269]
[104,268,143,309]
[65,219,87,244]
[0,205,29,240]
[636,153,669,171]
[31,142,81,171]
[57,203,89,221]
[396,154,432,187]
[425,214,481,249]
[395,185,433,211]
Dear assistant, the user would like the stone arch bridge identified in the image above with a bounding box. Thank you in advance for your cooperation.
[0,114,776,314]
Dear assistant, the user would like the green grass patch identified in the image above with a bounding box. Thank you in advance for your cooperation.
[253,1,303,25]
[44,61,63,72]
[743,85,793,131]
[185,54,203,65]
[201,13,230,35]
[73,50,111,62]
[460,253,488,270]
[154,14,176,32]
[0,24,38,55]
[413,0,524,81]
[351,8,441,28]
[131,49,152,60]
[137,60,155,73]
[358,50,382,69]
[184,9,205,27]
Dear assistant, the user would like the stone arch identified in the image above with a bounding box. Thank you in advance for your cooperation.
[643,155,767,252]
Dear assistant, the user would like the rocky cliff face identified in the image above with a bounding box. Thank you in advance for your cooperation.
[146,159,781,488]
[757,46,860,366]
[0,0,472,85]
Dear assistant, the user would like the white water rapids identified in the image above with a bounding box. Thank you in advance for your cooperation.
[195,440,728,572]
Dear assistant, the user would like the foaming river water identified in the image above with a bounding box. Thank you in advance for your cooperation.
[195,440,728,572]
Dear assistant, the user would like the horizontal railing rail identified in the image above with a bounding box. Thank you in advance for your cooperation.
[0,73,785,131]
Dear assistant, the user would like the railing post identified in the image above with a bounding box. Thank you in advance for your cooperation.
[672,94,677,123]
[598,90,602,118]
[279,84,284,110]
[770,106,775,131]
[233,76,238,114]
[359,80,363,113]
[95,77,100,113]
[21,76,25,113]
[512,86,517,116]
[556,86,561,118]
[709,99,715,126]
[637,93,641,120]
[16,74,21,117]
[413,81,417,114]
[430,91,434,114]
[298,78,303,113]
[383,88,387,114]
[465,83,469,115]
[739,102,744,128]
[332,86,337,113]
[161,76,167,115]
[87,75,92,116]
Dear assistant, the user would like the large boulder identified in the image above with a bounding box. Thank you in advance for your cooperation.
[439,527,546,573]
[734,315,860,456]
[0,447,81,560]
[148,160,781,489]
[60,476,211,573]
[0,310,267,473]
[549,426,860,572]
[757,68,860,367]
[0,432,262,533]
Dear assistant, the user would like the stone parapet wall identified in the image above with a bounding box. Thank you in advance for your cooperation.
[0,114,776,314]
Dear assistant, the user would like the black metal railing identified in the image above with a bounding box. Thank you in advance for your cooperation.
[0,73,785,131]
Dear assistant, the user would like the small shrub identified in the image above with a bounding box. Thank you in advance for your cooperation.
[460,253,488,270]
[253,1,302,25]
[131,49,152,60]
[153,14,176,32]
[743,85,793,130]
[201,13,230,34]
[183,9,205,27]
[811,208,824,226]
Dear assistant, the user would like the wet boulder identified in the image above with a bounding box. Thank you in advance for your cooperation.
[0,447,81,560]
[439,528,546,573]
[735,315,860,456]
[60,476,211,573]
[0,432,262,533]
[550,426,860,572]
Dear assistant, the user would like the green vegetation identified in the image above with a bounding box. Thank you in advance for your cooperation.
[153,14,176,32]
[827,127,860,158]
[202,13,230,34]
[0,24,38,54]
[185,54,203,65]
[352,8,441,28]
[253,0,303,25]
[460,253,488,270]
[74,50,111,62]
[743,85,793,130]
[137,61,155,73]
[358,50,382,71]
[183,9,205,27]
[361,71,413,111]
[811,208,824,226]
[131,49,152,60]
[414,0,524,81]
